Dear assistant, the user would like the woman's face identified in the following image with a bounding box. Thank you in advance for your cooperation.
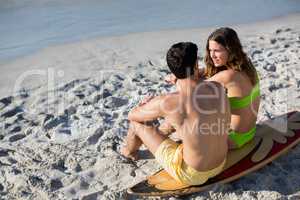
[208,40,229,67]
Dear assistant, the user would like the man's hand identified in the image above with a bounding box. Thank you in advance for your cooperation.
[164,74,177,85]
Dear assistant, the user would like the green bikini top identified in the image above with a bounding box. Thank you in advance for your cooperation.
[228,81,260,109]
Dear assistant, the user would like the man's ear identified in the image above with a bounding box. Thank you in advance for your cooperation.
[194,59,199,71]
[195,58,199,68]
[194,59,201,80]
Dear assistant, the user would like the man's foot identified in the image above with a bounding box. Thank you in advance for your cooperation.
[120,146,139,161]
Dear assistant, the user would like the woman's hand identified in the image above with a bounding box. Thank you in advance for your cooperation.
[164,74,177,84]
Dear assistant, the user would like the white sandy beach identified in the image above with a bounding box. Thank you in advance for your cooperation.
[0,13,300,199]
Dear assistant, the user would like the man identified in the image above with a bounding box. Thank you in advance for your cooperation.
[121,42,231,186]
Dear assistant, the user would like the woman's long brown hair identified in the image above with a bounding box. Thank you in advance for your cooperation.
[204,27,258,85]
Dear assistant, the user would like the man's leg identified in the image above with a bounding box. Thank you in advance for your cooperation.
[121,121,167,159]
[121,121,143,160]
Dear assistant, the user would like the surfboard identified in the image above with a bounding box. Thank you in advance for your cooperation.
[127,111,300,197]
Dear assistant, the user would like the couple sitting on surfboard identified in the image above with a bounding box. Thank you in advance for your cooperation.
[121,27,260,186]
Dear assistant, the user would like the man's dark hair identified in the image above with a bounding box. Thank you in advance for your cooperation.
[166,42,198,79]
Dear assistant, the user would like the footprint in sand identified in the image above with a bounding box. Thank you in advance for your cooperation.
[43,115,68,130]
[50,178,63,192]
[270,38,277,44]
[28,175,45,188]
[263,63,276,72]
[104,97,128,109]
[251,49,262,58]
[9,134,26,142]
[79,179,90,190]
[9,126,21,133]
[0,148,10,157]
[51,159,67,172]
[81,191,101,200]
[64,106,77,116]
[74,93,85,99]
[87,128,104,145]
[1,106,23,118]
[74,164,82,172]
[0,96,13,107]
[58,79,90,92]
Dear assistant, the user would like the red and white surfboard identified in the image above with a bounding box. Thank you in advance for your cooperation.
[127,111,300,197]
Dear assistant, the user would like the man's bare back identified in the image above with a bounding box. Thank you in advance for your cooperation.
[122,79,230,170]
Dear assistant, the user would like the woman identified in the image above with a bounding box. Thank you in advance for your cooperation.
[165,27,260,149]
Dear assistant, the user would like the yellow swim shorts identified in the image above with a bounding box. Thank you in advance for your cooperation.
[154,139,226,185]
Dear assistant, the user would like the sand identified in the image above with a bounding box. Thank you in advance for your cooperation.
[0,13,300,199]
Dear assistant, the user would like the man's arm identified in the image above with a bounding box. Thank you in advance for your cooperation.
[128,95,166,122]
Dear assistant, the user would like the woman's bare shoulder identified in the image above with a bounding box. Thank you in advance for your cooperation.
[207,69,237,84]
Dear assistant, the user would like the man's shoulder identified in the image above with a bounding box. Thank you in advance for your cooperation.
[156,92,182,114]
[159,92,179,102]
[150,92,179,104]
